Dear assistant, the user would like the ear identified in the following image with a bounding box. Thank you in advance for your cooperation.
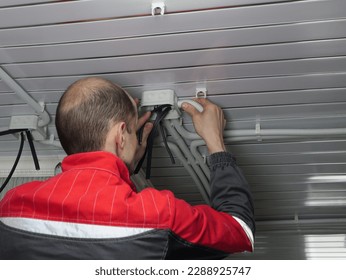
[116,122,127,150]
[103,121,127,155]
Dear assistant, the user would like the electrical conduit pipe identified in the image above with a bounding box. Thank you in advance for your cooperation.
[0,66,50,127]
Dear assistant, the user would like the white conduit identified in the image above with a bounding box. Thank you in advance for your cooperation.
[171,119,346,141]
[0,66,50,127]
[170,119,346,195]
[166,141,210,203]
[163,120,210,203]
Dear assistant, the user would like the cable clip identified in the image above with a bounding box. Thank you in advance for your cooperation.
[255,121,262,142]
[38,101,45,113]
[152,1,165,15]
[202,154,207,164]
[195,86,207,99]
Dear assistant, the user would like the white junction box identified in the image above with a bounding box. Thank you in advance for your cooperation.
[10,115,38,130]
[140,89,181,120]
[9,115,47,140]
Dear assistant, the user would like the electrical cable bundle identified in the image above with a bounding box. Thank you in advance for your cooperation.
[0,129,40,193]
[134,104,175,179]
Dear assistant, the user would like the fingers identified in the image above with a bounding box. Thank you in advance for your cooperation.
[141,122,153,145]
[193,98,210,106]
[134,121,153,169]
[182,98,212,114]
[136,111,153,146]
[137,111,151,131]
[181,102,200,117]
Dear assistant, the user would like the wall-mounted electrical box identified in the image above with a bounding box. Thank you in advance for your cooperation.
[9,115,47,141]
[140,89,181,119]
[140,89,204,120]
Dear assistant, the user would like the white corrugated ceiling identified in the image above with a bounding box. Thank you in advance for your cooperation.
[0,0,346,259]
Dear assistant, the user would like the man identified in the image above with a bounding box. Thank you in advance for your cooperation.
[0,77,254,259]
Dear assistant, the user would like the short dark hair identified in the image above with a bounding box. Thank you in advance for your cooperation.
[55,78,136,155]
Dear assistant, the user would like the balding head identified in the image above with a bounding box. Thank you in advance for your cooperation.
[58,77,110,111]
[56,77,136,155]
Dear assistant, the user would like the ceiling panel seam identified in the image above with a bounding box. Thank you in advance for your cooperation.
[1,1,345,47]
[0,0,340,29]
[3,38,346,67]
[1,18,346,53]
[3,40,346,79]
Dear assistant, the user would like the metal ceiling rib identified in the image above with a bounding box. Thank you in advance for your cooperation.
[227,232,346,260]
[0,0,57,8]
[1,56,346,93]
[0,0,344,47]
[3,41,346,78]
[2,19,346,63]
[0,0,345,260]
[0,0,297,29]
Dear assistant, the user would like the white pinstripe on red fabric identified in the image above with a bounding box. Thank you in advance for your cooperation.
[76,170,96,222]
[61,170,82,221]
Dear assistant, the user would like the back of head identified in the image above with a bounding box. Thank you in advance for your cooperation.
[55,77,136,155]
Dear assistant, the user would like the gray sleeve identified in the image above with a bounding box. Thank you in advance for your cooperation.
[209,152,255,234]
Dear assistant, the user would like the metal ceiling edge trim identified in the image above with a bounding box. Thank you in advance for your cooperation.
[0,154,63,177]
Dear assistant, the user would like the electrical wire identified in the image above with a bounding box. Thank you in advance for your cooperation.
[0,129,40,194]
[159,122,175,164]
[0,132,25,193]
[25,130,40,171]
[134,104,174,179]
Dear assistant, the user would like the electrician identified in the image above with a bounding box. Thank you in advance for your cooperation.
[0,77,254,259]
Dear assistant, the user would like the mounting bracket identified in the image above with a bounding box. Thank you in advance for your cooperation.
[151,1,165,15]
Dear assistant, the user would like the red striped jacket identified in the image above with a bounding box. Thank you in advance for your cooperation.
[0,151,254,259]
